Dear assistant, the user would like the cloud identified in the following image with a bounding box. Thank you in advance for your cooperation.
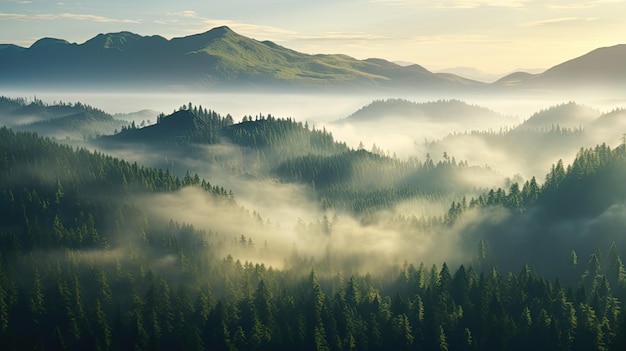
[200,19,297,37]
[166,10,198,18]
[0,12,141,23]
[156,14,297,40]
[370,0,529,9]
[522,17,598,27]
[547,0,625,9]
[290,32,387,42]
[410,34,510,45]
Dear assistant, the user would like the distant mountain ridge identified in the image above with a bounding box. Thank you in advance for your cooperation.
[0,96,128,139]
[0,28,623,90]
[0,26,479,91]
[516,102,601,131]
[494,44,626,89]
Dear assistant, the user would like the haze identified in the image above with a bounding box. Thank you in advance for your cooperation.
[2,2,626,348]
[3,0,625,77]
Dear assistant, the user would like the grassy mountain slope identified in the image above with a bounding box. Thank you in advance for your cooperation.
[493,44,626,89]
[0,26,479,90]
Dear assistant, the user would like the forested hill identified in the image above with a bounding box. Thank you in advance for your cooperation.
[516,102,601,131]
[104,107,234,145]
[14,110,127,140]
[0,96,128,139]
[98,105,501,214]
[0,126,232,251]
[221,114,350,161]
[342,98,508,125]
[1,97,110,124]
[273,149,499,214]
[2,127,626,350]
[100,105,351,168]
[442,143,626,277]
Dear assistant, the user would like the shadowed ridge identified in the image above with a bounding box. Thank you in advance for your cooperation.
[29,38,70,49]
[492,44,626,88]
[516,102,601,131]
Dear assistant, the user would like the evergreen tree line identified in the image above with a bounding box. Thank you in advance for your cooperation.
[445,143,626,223]
[2,244,626,350]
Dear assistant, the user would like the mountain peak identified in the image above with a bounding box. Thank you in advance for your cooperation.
[209,25,234,35]
[30,37,70,49]
[191,25,237,40]
[83,31,145,49]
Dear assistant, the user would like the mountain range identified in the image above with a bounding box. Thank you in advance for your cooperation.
[494,44,626,90]
[1,26,623,91]
[0,26,477,91]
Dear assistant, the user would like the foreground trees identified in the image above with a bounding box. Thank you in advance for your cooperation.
[2,127,626,349]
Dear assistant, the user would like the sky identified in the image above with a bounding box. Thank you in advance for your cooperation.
[1,0,625,75]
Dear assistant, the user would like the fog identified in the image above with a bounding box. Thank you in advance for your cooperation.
[136,185,469,274]
[3,87,626,276]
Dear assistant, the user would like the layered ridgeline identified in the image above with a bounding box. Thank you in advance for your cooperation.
[336,98,518,137]
[3,122,626,349]
[0,96,129,140]
[426,102,626,179]
[442,142,626,280]
[0,26,479,91]
[99,102,502,215]
[494,44,626,89]
[2,27,624,91]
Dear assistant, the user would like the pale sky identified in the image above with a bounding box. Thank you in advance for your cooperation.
[1,0,624,74]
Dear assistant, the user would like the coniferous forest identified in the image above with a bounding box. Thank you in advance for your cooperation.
[2,92,626,351]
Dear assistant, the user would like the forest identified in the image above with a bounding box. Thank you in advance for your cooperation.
[1,95,626,350]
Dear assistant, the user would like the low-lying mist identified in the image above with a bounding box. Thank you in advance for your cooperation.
[137,185,471,274]
[4,88,626,279]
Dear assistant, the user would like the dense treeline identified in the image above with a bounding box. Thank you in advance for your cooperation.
[111,103,234,145]
[97,102,494,215]
[4,97,626,349]
[0,126,232,252]
[0,96,113,122]
[0,96,128,139]
[445,143,626,223]
[2,241,626,350]
[275,149,490,214]
[222,114,349,167]
[0,95,27,115]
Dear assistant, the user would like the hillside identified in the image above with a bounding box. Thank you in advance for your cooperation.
[104,107,234,145]
[14,110,127,140]
[0,26,478,91]
[343,99,506,124]
[2,125,626,350]
[516,102,601,131]
[493,44,626,89]
[0,97,129,139]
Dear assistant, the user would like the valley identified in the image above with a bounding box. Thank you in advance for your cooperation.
[1,20,626,350]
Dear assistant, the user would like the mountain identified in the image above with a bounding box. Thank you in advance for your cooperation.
[343,99,504,123]
[339,98,514,133]
[494,44,626,89]
[103,108,232,145]
[493,71,537,86]
[436,67,503,83]
[0,26,479,91]
[516,102,601,131]
[4,124,626,350]
[14,110,127,140]
[587,108,626,145]
[0,97,127,135]
[114,109,161,125]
